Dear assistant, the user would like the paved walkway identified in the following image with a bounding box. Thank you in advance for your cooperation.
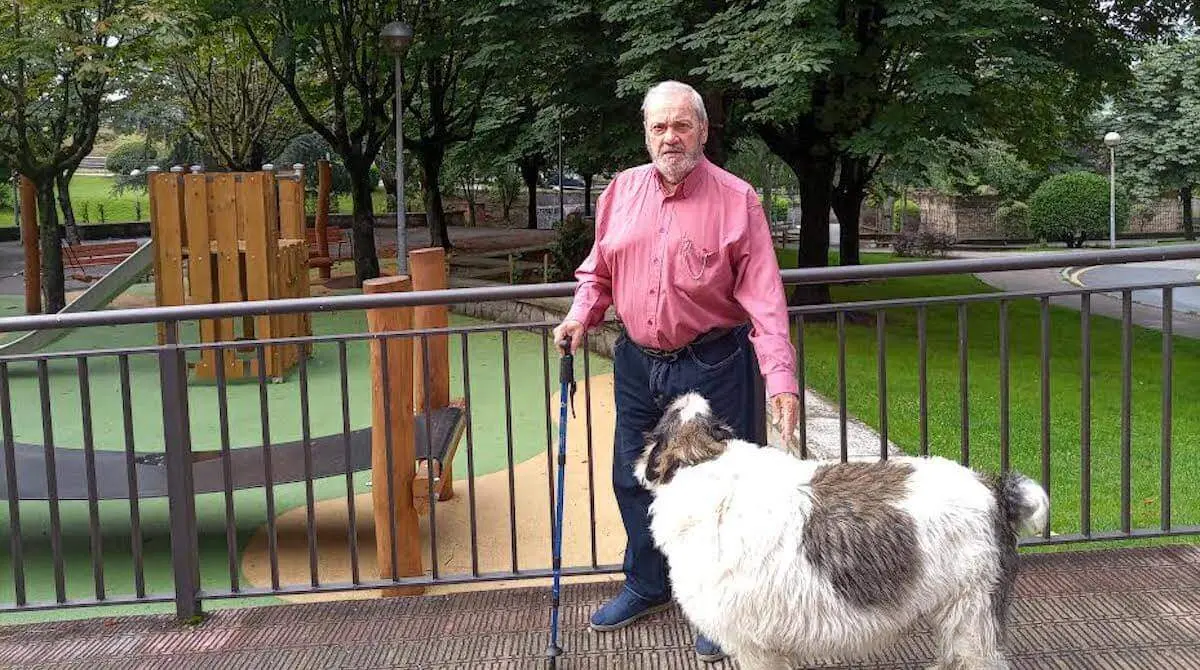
[952,249,1200,339]
[2,544,1198,668]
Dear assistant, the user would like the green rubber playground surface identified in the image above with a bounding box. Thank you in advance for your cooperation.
[0,290,612,623]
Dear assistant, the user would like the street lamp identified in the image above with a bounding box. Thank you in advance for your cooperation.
[381,20,413,274]
[1104,131,1121,249]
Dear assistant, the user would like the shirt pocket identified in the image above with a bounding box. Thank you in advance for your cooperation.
[678,236,717,282]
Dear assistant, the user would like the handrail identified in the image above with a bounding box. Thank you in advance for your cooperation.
[0,243,1197,334]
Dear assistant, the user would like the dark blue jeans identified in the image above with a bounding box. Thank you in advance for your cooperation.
[611,323,760,602]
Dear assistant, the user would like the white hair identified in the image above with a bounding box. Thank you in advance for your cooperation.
[641,80,708,125]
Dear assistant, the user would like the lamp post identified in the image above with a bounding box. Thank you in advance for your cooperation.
[381,20,413,274]
[1104,131,1121,249]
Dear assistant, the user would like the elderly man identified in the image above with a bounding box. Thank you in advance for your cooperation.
[553,80,799,663]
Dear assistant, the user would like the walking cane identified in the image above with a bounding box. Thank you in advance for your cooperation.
[547,338,576,668]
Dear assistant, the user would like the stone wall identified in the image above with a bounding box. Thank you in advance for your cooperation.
[1129,196,1199,234]
[911,189,1197,241]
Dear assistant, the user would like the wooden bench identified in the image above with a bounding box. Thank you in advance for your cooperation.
[305,226,347,268]
[62,240,140,268]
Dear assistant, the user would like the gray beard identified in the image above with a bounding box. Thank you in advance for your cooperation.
[653,153,698,184]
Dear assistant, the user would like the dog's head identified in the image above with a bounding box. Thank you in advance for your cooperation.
[634,392,736,490]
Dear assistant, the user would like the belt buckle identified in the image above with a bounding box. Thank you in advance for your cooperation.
[644,345,679,362]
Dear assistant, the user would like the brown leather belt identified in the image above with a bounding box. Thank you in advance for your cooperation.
[626,325,740,360]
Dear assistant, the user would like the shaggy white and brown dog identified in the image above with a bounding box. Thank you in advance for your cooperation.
[634,392,1049,670]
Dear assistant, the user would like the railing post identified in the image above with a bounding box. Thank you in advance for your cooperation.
[158,320,201,620]
[752,373,768,446]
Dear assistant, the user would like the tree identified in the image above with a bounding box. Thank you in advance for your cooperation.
[0,0,164,312]
[397,0,497,248]
[1110,34,1200,240]
[601,0,741,166]
[612,0,1153,303]
[1028,171,1130,247]
[223,0,400,283]
[172,19,297,171]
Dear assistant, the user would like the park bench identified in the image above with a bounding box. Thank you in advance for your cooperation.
[63,240,140,268]
[305,225,348,270]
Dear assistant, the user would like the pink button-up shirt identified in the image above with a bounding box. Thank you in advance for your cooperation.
[566,156,798,397]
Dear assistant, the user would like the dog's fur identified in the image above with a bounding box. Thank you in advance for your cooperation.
[634,393,1049,670]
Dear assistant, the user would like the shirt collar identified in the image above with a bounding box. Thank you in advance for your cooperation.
[653,154,710,199]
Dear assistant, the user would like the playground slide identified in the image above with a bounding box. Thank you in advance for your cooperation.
[0,239,155,356]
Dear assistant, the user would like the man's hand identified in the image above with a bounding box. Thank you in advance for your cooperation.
[770,392,800,448]
[552,318,586,353]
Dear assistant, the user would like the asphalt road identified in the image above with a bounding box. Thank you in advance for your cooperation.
[1067,261,1200,314]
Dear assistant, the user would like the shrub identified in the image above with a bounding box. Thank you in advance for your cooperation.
[762,195,790,223]
[1027,171,1129,247]
[106,140,159,175]
[995,200,1031,239]
[893,229,956,257]
[549,212,595,281]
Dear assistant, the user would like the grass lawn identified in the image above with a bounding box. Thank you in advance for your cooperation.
[0,175,394,227]
[779,249,1200,552]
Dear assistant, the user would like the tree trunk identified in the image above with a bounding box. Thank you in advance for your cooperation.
[788,152,836,306]
[832,155,871,266]
[1181,185,1195,241]
[419,147,450,249]
[583,173,593,217]
[347,163,381,285]
[760,121,837,306]
[56,168,80,246]
[700,89,732,167]
[518,154,541,230]
[834,193,862,266]
[37,179,65,313]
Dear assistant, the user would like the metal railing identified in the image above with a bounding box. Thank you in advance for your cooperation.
[2,243,1200,621]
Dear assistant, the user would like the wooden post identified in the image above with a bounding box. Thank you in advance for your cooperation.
[364,275,423,596]
[410,248,452,502]
[410,248,450,411]
[18,176,40,314]
[316,159,332,279]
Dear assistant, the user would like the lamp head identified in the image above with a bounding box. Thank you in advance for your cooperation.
[381,21,413,55]
[1104,131,1121,148]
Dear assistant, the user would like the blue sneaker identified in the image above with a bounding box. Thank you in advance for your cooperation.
[588,587,671,631]
[695,634,727,663]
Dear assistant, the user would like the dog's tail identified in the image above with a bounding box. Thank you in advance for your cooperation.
[993,471,1050,538]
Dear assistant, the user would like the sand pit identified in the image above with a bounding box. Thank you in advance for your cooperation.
[239,372,628,602]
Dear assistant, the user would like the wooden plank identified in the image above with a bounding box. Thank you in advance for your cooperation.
[278,175,304,241]
[240,172,279,378]
[183,174,220,379]
[210,173,244,380]
[150,174,186,312]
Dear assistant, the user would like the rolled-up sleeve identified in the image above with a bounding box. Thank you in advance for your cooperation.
[730,190,798,397]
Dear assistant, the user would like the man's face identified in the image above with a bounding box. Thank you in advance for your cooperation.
[643,92,707,184]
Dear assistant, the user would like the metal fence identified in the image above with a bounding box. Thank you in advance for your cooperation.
[2,244,1200,621]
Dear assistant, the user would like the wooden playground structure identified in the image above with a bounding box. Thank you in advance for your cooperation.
[147,164,314,382]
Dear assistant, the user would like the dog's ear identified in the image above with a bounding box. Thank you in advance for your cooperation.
[641,404,682,485]
[640,395,732,486]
